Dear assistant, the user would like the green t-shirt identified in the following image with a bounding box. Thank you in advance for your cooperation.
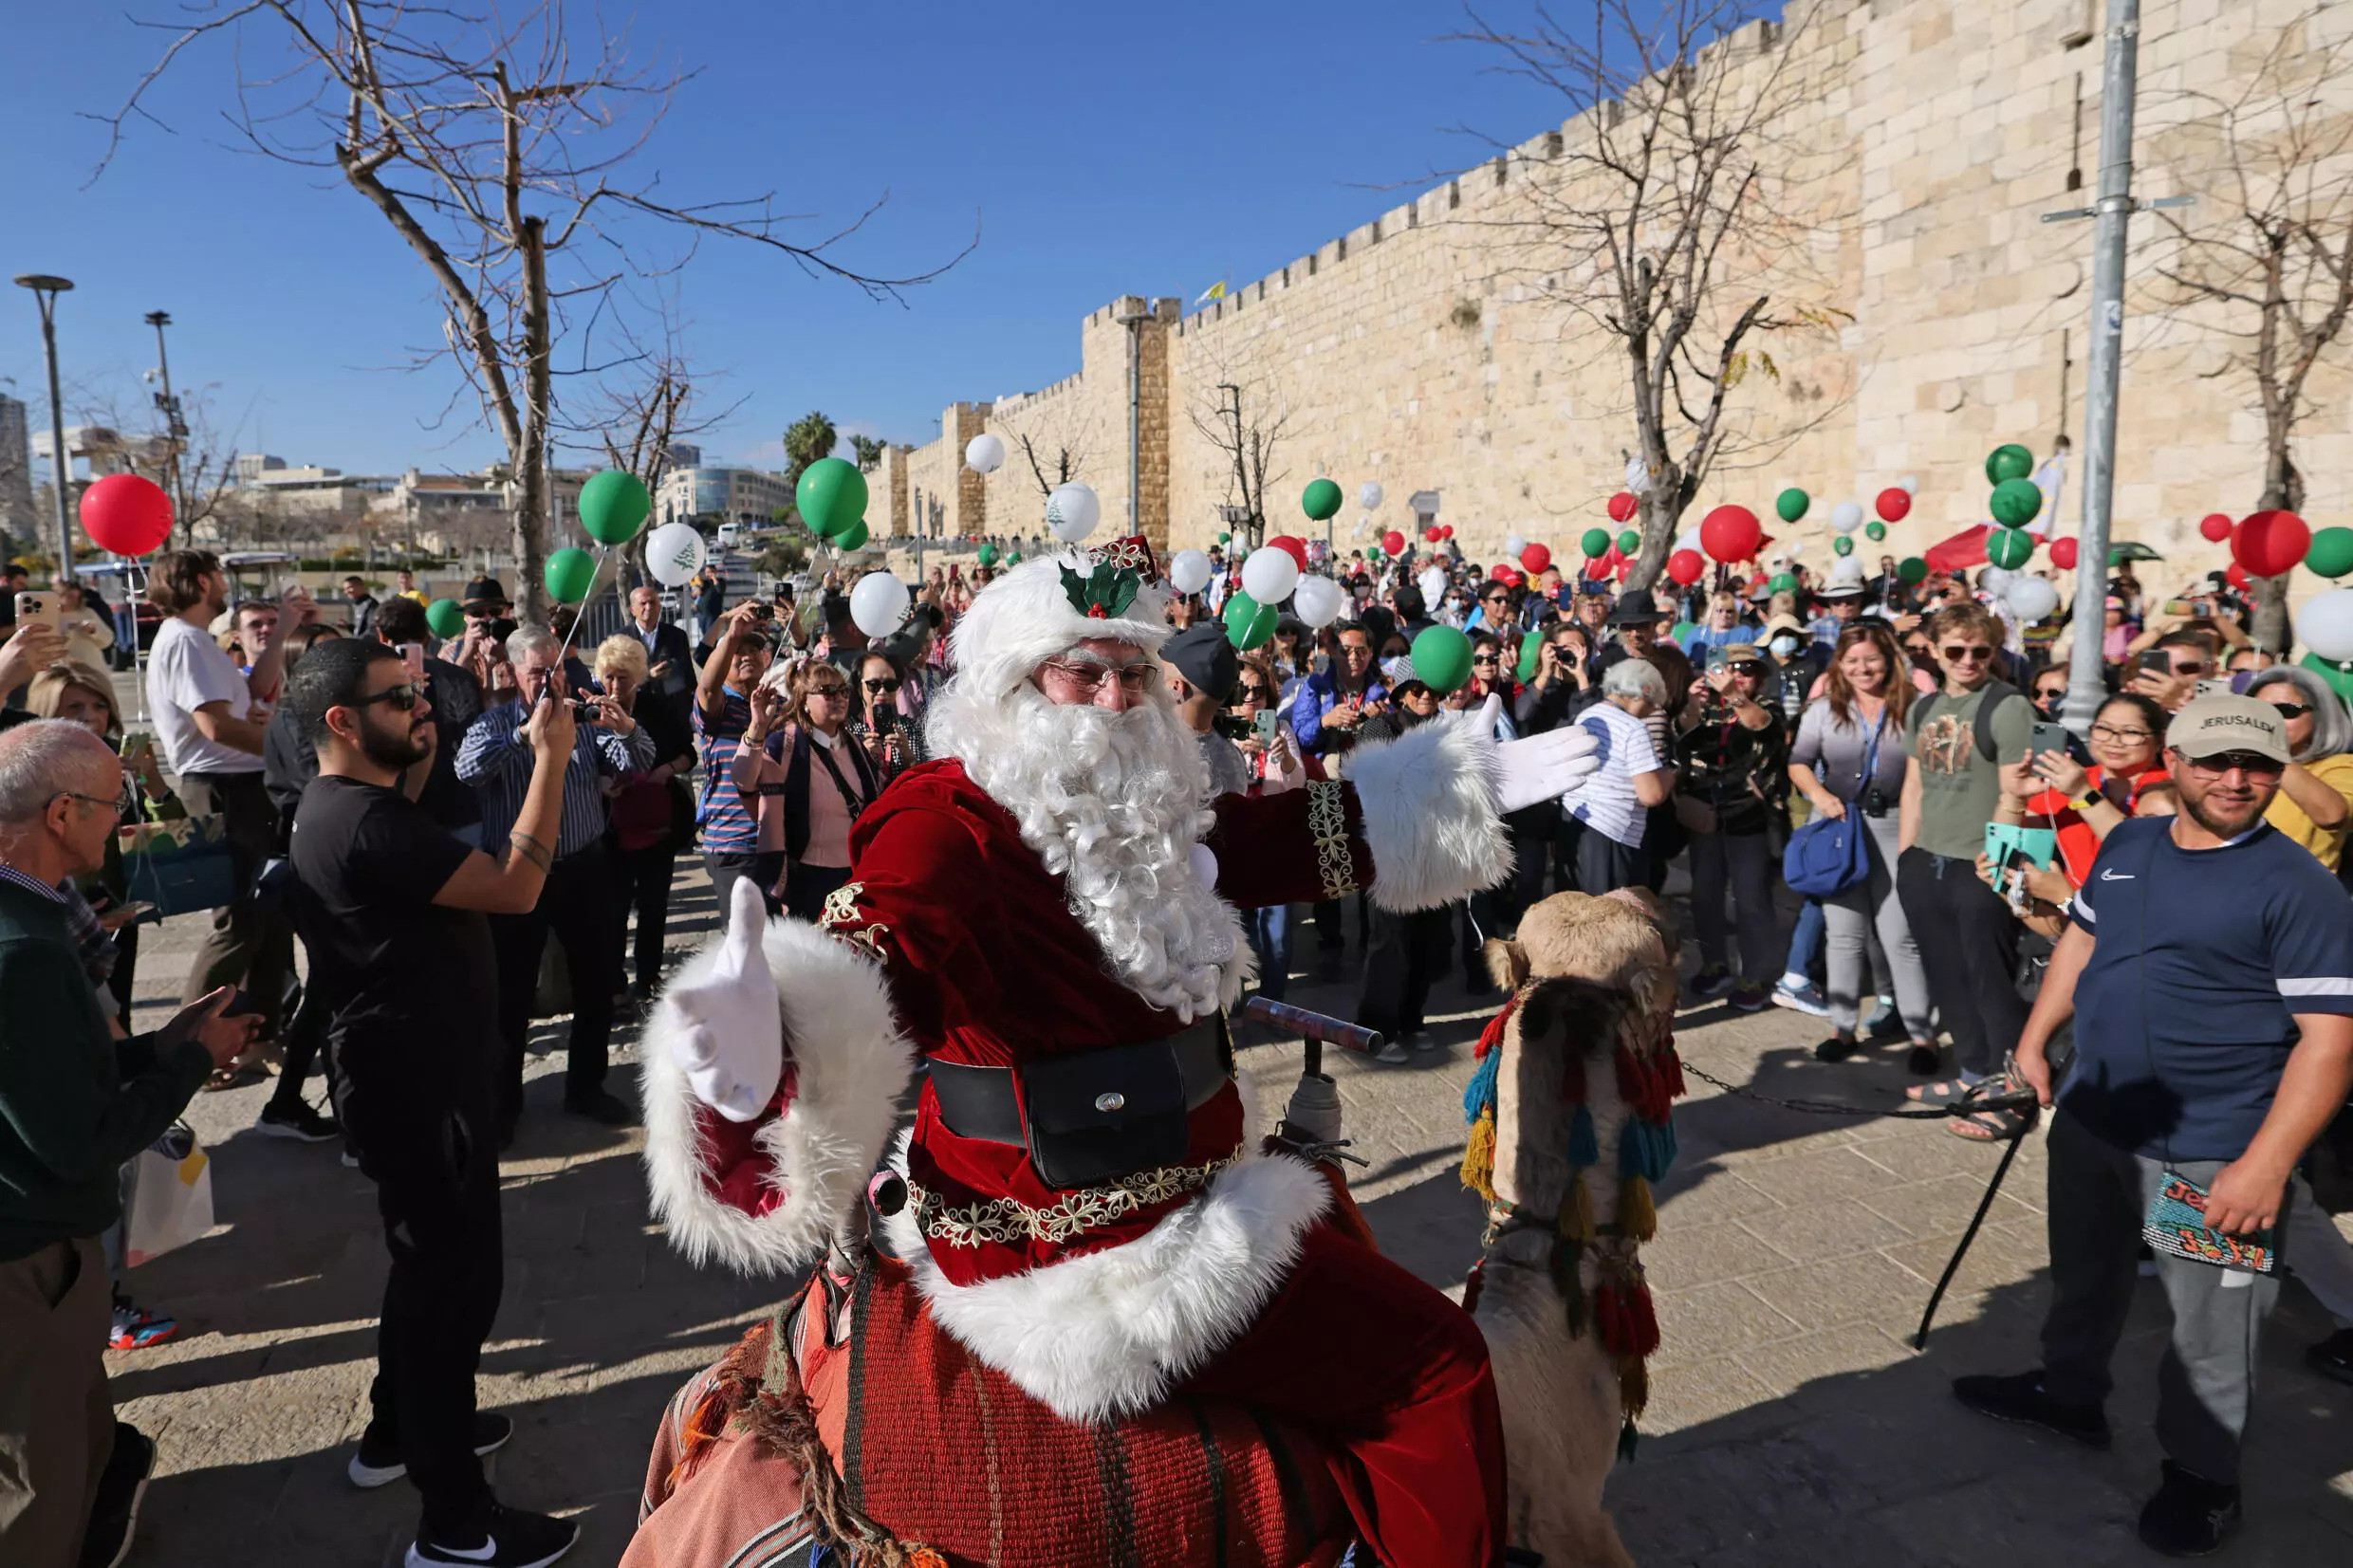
[1902,683,2035,859]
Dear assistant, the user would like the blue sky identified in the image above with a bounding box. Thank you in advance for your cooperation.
[0,2,1580,478]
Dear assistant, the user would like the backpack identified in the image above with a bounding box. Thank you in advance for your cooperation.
[1918,678,2029,766]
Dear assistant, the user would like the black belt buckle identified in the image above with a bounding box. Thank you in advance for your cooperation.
[1017,1039,1192,1190]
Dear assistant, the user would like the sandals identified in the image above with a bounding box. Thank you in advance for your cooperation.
[1904,1076,1976,1108]
[1949,1103,2033,1141]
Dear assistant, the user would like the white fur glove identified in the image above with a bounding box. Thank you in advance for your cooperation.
[665,877,783,1122]
[1473,692,1603,815]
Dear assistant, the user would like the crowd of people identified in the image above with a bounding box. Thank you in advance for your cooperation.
[1,528,2349,1564]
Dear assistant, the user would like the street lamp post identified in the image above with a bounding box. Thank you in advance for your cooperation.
[14,274,77,574]
[145,310,189,545]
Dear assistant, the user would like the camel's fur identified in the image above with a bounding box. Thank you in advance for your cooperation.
[1473,892,1678,1568]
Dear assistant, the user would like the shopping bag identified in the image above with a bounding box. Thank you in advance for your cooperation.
[120,816,238,918]
[120,1123,214,1268]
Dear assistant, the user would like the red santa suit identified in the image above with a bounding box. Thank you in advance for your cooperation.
[641,542,1567,1568]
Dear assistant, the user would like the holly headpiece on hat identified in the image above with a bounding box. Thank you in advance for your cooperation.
[1060,559,1141,621]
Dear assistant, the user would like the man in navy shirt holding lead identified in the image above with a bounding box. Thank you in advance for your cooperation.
[1955,693,2353,1558]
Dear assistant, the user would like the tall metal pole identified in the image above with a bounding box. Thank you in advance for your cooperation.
[145,310,189,544]
[2058,0,2141,737]
[14,276,77,576]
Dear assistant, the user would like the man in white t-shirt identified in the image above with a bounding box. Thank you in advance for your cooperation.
[145,550,300,1098]
[1558,656,1677,894]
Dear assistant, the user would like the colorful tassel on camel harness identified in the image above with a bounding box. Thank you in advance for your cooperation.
[1566,1101,1600,1169]
[1616,1173,1657,1242]
[1559,1169,1598,1244]
[1458,1108,1496,1203]
[1618,1355,1650,1422]
[1595,1274,1660,1361]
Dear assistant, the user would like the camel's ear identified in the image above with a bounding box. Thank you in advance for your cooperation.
[1485,937,1529,992]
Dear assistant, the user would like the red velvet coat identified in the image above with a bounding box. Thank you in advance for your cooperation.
[817,758,1374,1288]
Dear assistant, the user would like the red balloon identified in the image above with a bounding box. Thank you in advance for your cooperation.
[2228,563,2251,592]
[1666,547,1705,586]
[1607,491,1638,524]
[1380,529,1406,558]
[1699,504,1763,564]
[1439,525,1454,541]
[2233,509,2310,578]
[1491,561,1514,581]
[78,472,175,557]
[2198,512,2234,544]
[1519,542,1552,575]
[1499,568,1523,588]
[1875,487,1912,523]
[1267,534,1309,572]
[1424,526,1443,543]
[2048,537,2080,570]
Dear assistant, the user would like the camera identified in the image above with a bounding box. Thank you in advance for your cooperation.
[1212,711,1255,741]
[568,697,601,722]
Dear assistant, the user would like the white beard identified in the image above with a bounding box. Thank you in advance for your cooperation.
[926,682,1250,1021]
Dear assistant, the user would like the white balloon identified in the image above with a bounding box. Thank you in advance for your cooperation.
[1047,482,1101,542]
[1169,548,1214,596]
[1829,500,1865,533]
[2006,575,2060,623]
[1360,481,1384,510]
[1625,457,1654,494]
[1982,565,2014,596]
[964,433,1006,474]
[848,571,911,639]
[1504,533,1528,558]
[1417,565,1449,604]
[1293,574,1346,629]
[1353,517,1370,539]
[1899,474,1921,495]
[644,522,707,587]
[2299,588,2353,662]
[1676,527,1702,554]
[1241,545,1302,605]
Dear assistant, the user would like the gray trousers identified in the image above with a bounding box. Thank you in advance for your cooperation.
[2040,1110,2282,1484]
[1689,828,1782,983]
[1822,811,1934,1038]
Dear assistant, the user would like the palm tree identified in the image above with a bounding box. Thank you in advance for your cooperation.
[783,411,838,489]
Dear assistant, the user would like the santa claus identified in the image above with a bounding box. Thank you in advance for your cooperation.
[639,538,1599,1567]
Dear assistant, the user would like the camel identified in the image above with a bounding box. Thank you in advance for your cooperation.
[1462,890,1684,1568]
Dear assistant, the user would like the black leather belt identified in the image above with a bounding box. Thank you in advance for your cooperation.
[927,1018,1233,1190]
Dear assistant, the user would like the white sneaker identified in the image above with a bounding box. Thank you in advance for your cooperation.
[1374,1040,1411,1064]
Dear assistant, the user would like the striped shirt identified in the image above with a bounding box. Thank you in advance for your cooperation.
[695,688,762,856]
[454,700,652,858]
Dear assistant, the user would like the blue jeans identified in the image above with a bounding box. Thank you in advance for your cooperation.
[1248,903,1293,1002]
[1786,899,1825,982]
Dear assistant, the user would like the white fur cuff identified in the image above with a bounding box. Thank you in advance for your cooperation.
[1345,718,1513,913]
[641,913,914,1276]
[883,1151,1330,1425]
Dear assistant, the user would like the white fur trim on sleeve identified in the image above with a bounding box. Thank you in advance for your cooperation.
[1344,717,1513,913]
[881,1148,1329,1425]
[640,913,914,1276]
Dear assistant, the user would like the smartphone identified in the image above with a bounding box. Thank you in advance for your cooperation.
[2029,721,2073,760]
[396,641,426,683]
[1253,709,1280,746]
[2195,677,2233,700]
[2162,598,2196,617]
[2135,649,2173,675]
[14,591,54,627]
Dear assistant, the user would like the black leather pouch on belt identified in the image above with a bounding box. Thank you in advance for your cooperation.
[1016,1041,1192,1189]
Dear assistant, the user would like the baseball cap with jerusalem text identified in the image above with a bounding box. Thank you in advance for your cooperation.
[2165,692,2290,766]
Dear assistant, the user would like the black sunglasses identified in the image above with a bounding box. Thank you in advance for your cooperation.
[351,683,421,711]
[863,678,901,694]
[2271,701,2312,720]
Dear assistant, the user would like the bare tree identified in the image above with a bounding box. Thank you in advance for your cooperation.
[2148,11,2353,650]
[97,1,971,620]
[1188,374,1292,553]
[1449,1,1849,588]
[990,389,1100,500]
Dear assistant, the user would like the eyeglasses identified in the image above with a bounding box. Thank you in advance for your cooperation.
[1940,645,1995,663]
[2271,702,2312,720]
[1237,685,1273,701]
[2170,660,2214,676]
[2090,723,2155,744]
[351,683,421,711]
[2179,750,2285,778]
[863,678,901,694]
[1728,662,1767,678]
[1038,658,1158,697]
[52,790,122,816]
[1472,653,1500,665]
[1338,644,1373,660]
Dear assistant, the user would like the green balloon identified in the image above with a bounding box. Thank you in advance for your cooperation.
[2302,651,2353,702]
[1864,521,1887,542]
[976,544,1000,566]
[1898,556,1929,584]
[1833,535,1855,557]
[2307,526,2353,579]
[1581,527,1612,559]
[1987,526,2035,570]
[1775,487,1810,524]
[424,598,465,639]
[834,520,869,552]
[1769,572,1798,596]
[1617,529,1641,556]
[1985,444,2035,485]
[795,457,868,538]
[1989,477,2043,527]
[1223,590,1277,651]
[1006,550,1021,565]
[577,469,651,544]
[1217,532,1231,544]
[544,546,598,605]
[1302,478,1343,522]
[1410,625,1474,694]
[1516,629,1544,683]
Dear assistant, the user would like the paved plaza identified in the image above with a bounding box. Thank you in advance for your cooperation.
[111,870,2353,1566]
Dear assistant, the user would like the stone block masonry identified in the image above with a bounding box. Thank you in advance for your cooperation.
[873,0,2352,592]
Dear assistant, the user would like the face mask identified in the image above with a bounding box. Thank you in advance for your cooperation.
[1770,636,1799,655]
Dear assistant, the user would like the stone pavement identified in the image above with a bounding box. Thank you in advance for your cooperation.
[109,870,2353,1566]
